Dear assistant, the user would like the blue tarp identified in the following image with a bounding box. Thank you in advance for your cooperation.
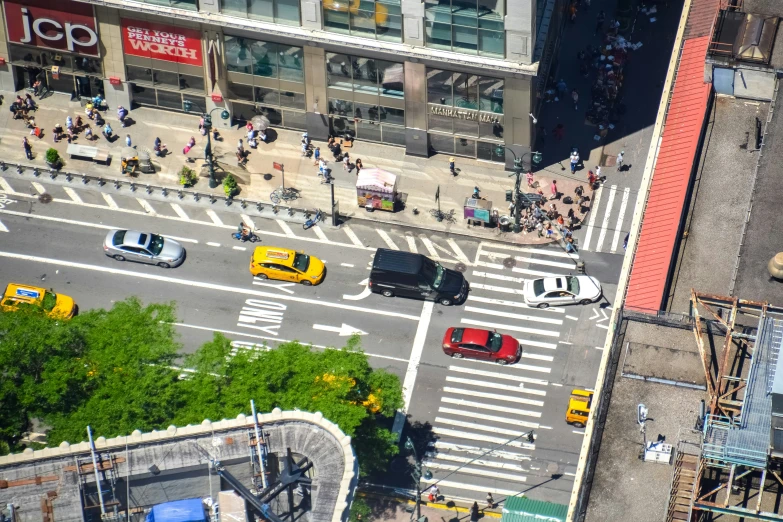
[145,499,207,522]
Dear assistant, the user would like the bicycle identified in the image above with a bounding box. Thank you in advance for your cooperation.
[270,186,300,204]
[303,209,323,230]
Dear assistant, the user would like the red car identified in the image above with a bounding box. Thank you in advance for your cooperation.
[442,327,522,365]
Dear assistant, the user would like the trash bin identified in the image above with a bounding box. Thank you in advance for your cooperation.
[499,215,512,232]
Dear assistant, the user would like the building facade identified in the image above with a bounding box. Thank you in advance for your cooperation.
[0,0,562,167]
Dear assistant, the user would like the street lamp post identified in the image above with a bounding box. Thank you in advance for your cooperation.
[183,100,230,189]
[497,147,542,233]
[404,437,432,522]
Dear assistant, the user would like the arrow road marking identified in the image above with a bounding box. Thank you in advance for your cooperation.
[597,309,609,323]
[343,279,371,300]
[590,309,599,320]
[0,219,8,232]
[313,323,368,336]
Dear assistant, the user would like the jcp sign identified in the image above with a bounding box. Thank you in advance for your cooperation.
[121,19,203,67]
[3,0,99,57]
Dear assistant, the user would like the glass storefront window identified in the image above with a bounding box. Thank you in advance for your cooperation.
[427,68,503,114]
[221,0,300,25]
[424,0,504,57]
[127,66,153,84]
[327,53,404,99]
[225,37,304,82]
[324,0,402,41]
[139,0,198,10]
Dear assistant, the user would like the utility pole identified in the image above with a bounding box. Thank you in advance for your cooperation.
[404,437,432,522]
[498,147,542,233]
[183,101,230,189]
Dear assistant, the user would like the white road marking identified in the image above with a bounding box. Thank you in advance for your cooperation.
[522,352,554,362]
[511,266,561,278]
[252,280,296,294]
[405,234,418,253]
[342,225,364,246]
[0,220,7,232]
[582,184,603,251]
[445,376,546,397]
[0,251,421,320]
[512,256,577,270]
[438,408,539,429]
[573,430,586,435]
[597,323,610,330]
[174,323,408,362]
[441,397,542,418]
[460,318,560,338]
[422,460,527,483]
[467,295,565,313]
[475,260,505,270]
[340,263,354,267]
[63,187,83,204]
[402,301,434,412]
[517,339,559,350]
[312,225,329,242]
[0,178,15,193]
[454,357,553,373]
[611,187,631,253]
[443,387,545,406]
[427,450,531,469]
[550,383,564,386]
[595,185,617,253]
[479,243,579,259]
[470,282,524,295]
[276,219,296,237]
[448,366,548,387]
[171,204,190,220]
[420,478,521,497]
[566,315,579,320]
[419,236,439,258]
[436,418,539,440]
[539,425,553,430]
[313,323,367,336]
[31,182,46,194]
[136,198,157,215]
[432,427,535,450]
[240,214,256,230]
[206,209,224,226]
[447,239,470,264]
[595,346,605,350]
[559,341,573,345]
[377,229,399,250]
[206,242,221,247]
[472,270,526,284]
[102,193,119,209]
[233,246,246,251]
[464,305,563,325]
[430,441,532,461]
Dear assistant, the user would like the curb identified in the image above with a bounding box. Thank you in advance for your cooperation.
[357,490,503,518]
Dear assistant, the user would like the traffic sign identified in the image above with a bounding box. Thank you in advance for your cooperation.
[273,162,283,171]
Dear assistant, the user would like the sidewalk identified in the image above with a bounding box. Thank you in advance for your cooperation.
[0,90,586,246]
[357,492,501,522]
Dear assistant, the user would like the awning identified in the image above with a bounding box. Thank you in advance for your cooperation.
[500,496,568,522]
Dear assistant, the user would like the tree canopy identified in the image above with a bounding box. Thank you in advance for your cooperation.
[0,297,402,475]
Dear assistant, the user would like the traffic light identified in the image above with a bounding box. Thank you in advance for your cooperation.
[506,190,513,202]
[513,158,523,173]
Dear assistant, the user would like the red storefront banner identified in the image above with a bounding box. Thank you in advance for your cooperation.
[3,0,99,57]
[121,19,202,67]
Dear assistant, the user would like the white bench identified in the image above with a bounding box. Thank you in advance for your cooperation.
[67,144,109,164]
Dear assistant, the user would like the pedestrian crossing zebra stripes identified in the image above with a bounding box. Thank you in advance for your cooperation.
[579,183,635,253]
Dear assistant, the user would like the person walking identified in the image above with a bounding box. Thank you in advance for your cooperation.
[117,105,128,128]
[571,89,579,111]
[343,152,350,171]
[594,165,602,181]
[125,134,132,148]
[550,179,558,200]
[570,150,580,173]
[568,1,577,22]
[301,138,309,157]
[84,125,93,141]
[355,158,363,174]
[526,170,535,188]
[237,139,245,162]
[556,79,567,100]
[587,170,597,188]
[313,146,320,165]
[565,236,577,253]
[616,150,625,170]
[595,10,606,35]
[22,137,32,160]
[470,502,480,522]
[318,158,327,177]
[449,157,456,175]
[486,493,494,509]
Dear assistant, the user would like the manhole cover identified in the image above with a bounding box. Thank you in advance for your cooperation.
[38,193,52,204]
[454,262,467,273]
[503,257,516,268]
[263,173,273,181]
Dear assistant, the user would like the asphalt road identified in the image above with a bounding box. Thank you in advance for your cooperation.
[0,175,621,506]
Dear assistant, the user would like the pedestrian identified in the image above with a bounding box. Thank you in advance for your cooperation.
[550,179,558,200]
[569,1,577,22]
[318,158,327,177]
[449,157,456,175]
[623,232,629,250]
[526,170,534,188]
[616,150,625,170]
[301,138,308,157]
[556,79,567,100]
[313,146,320,165]
[84,125,93,141]
[565,236,577,253]
[22,136,32,160]
[571,89,579,111]
[553,123,565,141]
[587,170,597,188]
[125,134,132,147]
[594,165,602,181]
[117,105,128,127]
[570,150,580,173]
[470,501,480,522]
[343,152,350,171]
[595,10,605,35]
[66,115,73,131]
[355,158,363,174]
[237,139,245,161]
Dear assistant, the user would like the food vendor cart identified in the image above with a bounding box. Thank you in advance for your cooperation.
[464,197,495,226]
[356,168,398,211]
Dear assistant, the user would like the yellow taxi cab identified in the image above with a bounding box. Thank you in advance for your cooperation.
[1,283,77,319]
[566,389,593,428]
[322,0,388,23]
[249,246,325,286]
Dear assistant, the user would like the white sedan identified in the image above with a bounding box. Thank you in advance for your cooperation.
[522,275,602,308]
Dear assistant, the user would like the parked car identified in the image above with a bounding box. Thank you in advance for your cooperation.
[103,230,185,268]
[442,327,522,365]
[566,389,593,428]
[522,275,602,308]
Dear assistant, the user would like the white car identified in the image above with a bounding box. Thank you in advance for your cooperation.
[522,275,602,308]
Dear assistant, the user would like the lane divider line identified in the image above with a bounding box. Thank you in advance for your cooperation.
[595,185,617,253]
[581,185,603,251]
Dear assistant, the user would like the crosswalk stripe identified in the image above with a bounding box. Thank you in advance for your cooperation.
[0,178,15,193]
[276,219,295,237]
[445,376,546,397]
[512,256,576,270]
[171,203,190,220]
[430,440,531,461]
[240,214,256,230]
[453,357,554,372]
[479,243,579,259]
[464,305,563,325]
[102,193,119,210]
[472,270,526,284]
[447,238,470,264]
[420,478,522,497]
[460,317,560,338]
[442,397,542,417]
[432,426,535,450]
[581,185,603,251]
[419,236,439,258]
[475,260,505,270]
[443,387,545,405]
[511,266,561,278]
[438,407,540,429]
[206,210,224,226]
[610,187,631,253]
[63,187,83,204]
[404,234,418,253]
[471,282,524,295]
[377,229,399,250]
[136,198,156,215]
[426,451,531,469]
[467,295,565,313]
[436,417,540,439]
[448,366,549,386]
[523,352,554,362]
[422,460,527,483]
[595,185,617,253]
[342,225,363,246]
[312,225,329,242]
[516,339,559,350]
[31,182,45,194]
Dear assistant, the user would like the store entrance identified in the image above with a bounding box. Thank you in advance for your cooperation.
[13,66,43,92]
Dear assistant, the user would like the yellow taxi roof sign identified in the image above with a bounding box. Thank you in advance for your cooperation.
[266,250,291,260]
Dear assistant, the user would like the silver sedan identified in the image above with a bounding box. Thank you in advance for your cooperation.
[103,230,185,268]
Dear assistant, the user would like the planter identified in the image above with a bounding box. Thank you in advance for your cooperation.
[45,160,61,170]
